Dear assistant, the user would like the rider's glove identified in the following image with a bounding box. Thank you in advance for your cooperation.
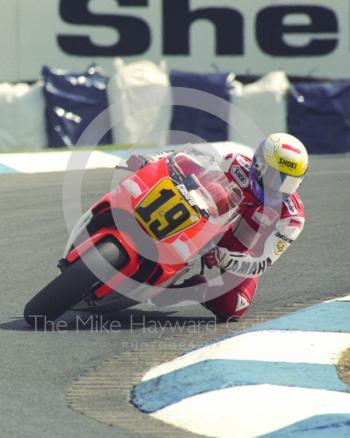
[127,155,148,172]
[203,248,221,269]
[203,247,245,271]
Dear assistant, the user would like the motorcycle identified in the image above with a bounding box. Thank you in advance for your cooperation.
[24,145,243,327]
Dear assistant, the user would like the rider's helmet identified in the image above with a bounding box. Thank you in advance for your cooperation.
[250,133,308,204]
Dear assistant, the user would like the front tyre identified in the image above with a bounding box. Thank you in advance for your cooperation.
[24,238,128,328]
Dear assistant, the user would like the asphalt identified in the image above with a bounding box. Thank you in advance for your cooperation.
[0,154,349,438]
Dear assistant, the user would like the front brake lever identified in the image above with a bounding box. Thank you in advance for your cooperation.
[115,165,134,171]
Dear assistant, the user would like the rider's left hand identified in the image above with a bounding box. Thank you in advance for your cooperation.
[203,248,220,269]
[127,155,148,172]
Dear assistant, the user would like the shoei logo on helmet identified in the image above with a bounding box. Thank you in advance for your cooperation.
[279,158,297,169]
[282,144,301,154]
[263,143,306,177]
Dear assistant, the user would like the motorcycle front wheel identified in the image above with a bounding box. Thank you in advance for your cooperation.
[24,238,129,328]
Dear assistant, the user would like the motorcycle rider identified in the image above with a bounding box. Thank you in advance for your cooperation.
[127,133,308,320]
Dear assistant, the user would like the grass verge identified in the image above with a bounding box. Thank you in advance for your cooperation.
[0,144,164,154]
[337,348,350,388]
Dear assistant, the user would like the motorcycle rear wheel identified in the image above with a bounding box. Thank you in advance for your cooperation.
[24,238,129,328]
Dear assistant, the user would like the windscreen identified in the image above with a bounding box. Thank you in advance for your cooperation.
[169,145,243,226]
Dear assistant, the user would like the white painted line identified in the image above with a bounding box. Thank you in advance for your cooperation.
[324,294,350,303]
[151,385,350,438]
[0,151,120,173]
[334,295,350,302]
[143,330,350,381]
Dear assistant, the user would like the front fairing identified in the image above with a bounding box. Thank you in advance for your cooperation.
[64,144,243,269]
[63,208,93,258]
[63,145,243,309]
[116,145,242,264]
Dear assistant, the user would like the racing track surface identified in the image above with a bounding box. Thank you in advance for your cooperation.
[0,154,349,437]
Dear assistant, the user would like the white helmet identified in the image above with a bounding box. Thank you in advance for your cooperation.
[250,133,308,203]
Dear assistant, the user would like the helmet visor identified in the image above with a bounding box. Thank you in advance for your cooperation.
[262,166,303,195]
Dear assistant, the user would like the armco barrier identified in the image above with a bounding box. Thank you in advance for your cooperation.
[288,81,350,154]
[169,71,231,143]
[0,60,349,153]
[108,58,171,147]
[0,82,46,151]
[42,65,112,148]
[229,71,290,146]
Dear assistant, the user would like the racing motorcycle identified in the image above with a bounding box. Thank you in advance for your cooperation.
[24,145,242,327]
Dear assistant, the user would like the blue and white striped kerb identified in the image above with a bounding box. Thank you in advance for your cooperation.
[131,296,350,438]
[0,142,253,175]
[0,147,177,174]
[0,150,122,174]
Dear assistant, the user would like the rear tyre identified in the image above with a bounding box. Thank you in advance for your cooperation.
[24,239,128,328]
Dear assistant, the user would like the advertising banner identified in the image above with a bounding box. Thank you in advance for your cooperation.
[0,0,349,81]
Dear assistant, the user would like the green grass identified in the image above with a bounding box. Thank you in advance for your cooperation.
[0,143,163,154]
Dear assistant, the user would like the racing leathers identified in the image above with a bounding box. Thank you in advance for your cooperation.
[128,149,305,320]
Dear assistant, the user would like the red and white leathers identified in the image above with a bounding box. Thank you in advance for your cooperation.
[202,151,305,319]
[128,149,305,320]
